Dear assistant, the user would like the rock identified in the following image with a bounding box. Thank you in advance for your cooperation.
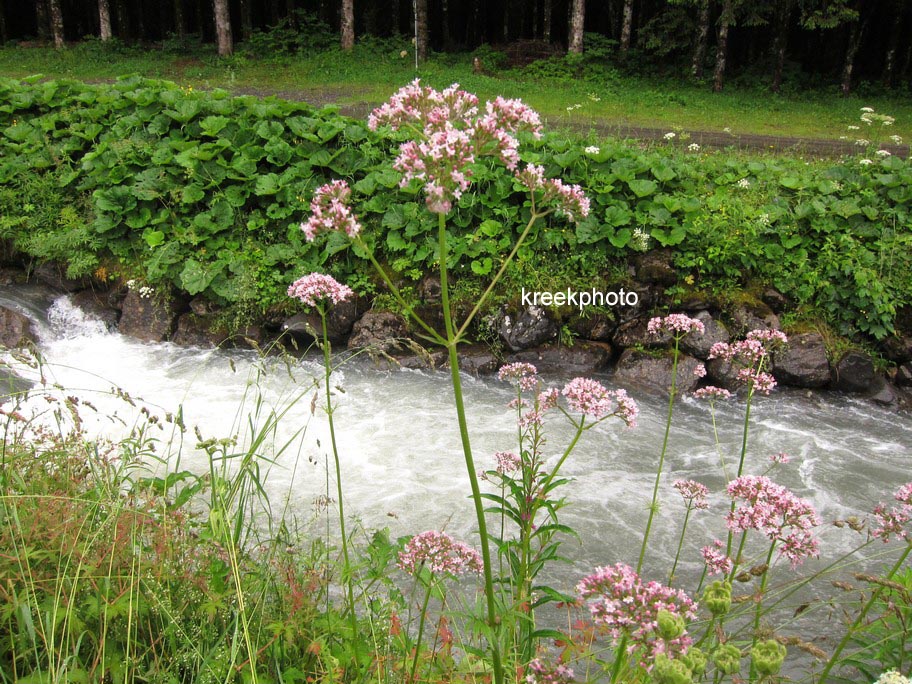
[896,363,912,387]
[118,290,184,343]
[613,349,702,395]
[880,335,912,364]
[869,378,898,407]
[71,289,119,330]
[0,305,36,348]
[347,311,408,353]
[417,274,442,303]
[772,332,830,388]
[633,249,677,286]
[507,342,612,376]
[33,262,92,292]
[0,366,33,402]
[729,299,780,335]
[496,306,557,352]
[833,351,878,393]
[761,288,790,314]
[171,313,226,348]
[283,297,362,344]
[0,267,27,286]
[612,317,671,349]
[680,311,730,360]
[567,312,615,342]
[614,281,658,323]
[454,346,500,375]
[705,357,743,391]
[189,296,219,316]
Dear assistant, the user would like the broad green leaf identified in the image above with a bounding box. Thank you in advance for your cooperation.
[628,179,657,198]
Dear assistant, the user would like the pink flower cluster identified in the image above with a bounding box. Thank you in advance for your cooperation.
[872,482,912,543]
[673,479,709,510]
[693,386,733,400]
[576,563,696,661]
[301,180,362,241]
[701,539,734,575]
[561,378,639,426]
[494,450,522,474]
[397,530,483,577]
[287,273,354,307]
[515,163,591,222]
[498,362,539,391]
[726,475,821,568]
[647,314,706,338]
[708,329,788,395]
[525,658,575,684]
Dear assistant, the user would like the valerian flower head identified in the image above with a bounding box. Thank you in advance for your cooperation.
[397,530,483,577]
[701,540,734,576]
[751,639,787,677]
[576,563,696,662]
[875,671,912,684]
[301,180,362,241]
[693,386,733,400]
[647,314,705,338]
[562,377,639,426]
[525,658,575,684]
[701,580,732,617]
[494,451,521,474]
[287,273,354,307]
[498,362,539,392]
[708,329,787,395]
[871,481,912,543]
[515,164,590,222]
[673,479,709,509]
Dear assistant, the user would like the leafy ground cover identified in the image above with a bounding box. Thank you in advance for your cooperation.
[1,39,912,142]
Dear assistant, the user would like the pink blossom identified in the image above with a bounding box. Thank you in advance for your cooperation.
[287,273,354,307]
[525,658,574,684]
[701,540,734,575]
[647,314,706,337]
[769,452,790,464]
[494,451,521,474]
[693,386,733,400]
[513,163,590,222]
[694,364,707,378]
[871,482,912,543]
[498,362,539,392]
[368,79,479,133]
[301,180,362,241]
[562,378,639,426]
[736,368,778,394]
[576,563,696,662]
[538,387,560,410]
[673,479,709,510]
[726,475,821,567]
[397,530,483,576]
[393,124,475,214]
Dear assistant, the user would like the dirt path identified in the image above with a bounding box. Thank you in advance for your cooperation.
[234,86,911,159]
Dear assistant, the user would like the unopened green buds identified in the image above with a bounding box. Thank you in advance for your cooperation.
[657,609,687,640]
[702,580,732,616]
[751,639,787,677]
[712,643,741,675]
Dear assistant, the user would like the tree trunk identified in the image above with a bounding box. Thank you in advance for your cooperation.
[619,0,633,54]
[36,0,50,41]
[543,0,551,41]
[238,0,251,40]
[340,0,354,50]
[692,0,710,78]
[172,0,185,39]
[841,18,863,96]
[48,0,64,48]
[568,0,584,53]
[416,0,429,62]
[503,0,509,42]
[770,0,789,92]
[98,0,112,39]
[882,9,902,87]
[712,0,732,92]
[441,0,450,47]
[0,0,8,43]
[212,0,232,56]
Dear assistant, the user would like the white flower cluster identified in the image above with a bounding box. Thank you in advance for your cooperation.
[874,670,911,684]
[736,178,751,189]
[688,143,701,152]
[584,145,600,155]
[663,132,676,140]
[126,279,155,299]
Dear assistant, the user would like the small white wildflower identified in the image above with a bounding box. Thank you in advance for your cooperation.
[839,135,848,140]
[890,134,903,144]
[847,125,860,131]
[736,178,751,189]
[855,139,871,146]
[663,132,676,140]
[688,143,701,151]
[861,106,875,113]
[875,149,891,157]
[757,213,771,226]
[859,158,873,165]
[832,181,843,191]
[874,670,911,684]
[882,117,895,126]
[722,127,732,133]
[632,226,650,251]
[584,145,600,155]
[587,92,601,102]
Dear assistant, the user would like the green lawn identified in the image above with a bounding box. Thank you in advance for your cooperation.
[2,41,911,142]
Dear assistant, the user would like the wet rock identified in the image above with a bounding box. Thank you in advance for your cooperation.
[0,366,33,402]
[633,249,677,286]
[761,288,790,314]
[880,335,912,364]
[869,379,898,407]
[705,357,743,391]
[71,289,119,330]
[417,274,442,303]
[189,296,219,316]
[613,349,702,395]
[567,312,615,342]
[680,311,730,360]
[896,363,912,387]
[0,305,36,348]
[507,341,612,376]
[772,332,830,388]
[347,311,408,353]
[171,313,226,348]
[33,262,92,292]
[118,290,184,343]
[283,297,362,344]
[833,351,878,393]
[613,281,657,323]
[0,267,27,286]
[612,317,671,349]
[496,306,557,352]
[729,299,780,335]
[454,346,500,375]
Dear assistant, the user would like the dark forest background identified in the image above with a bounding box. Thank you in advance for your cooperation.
[3,1,912,94]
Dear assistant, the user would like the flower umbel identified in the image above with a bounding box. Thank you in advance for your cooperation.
[397,530,483,577]
[301,180,362,241]
[287,273,354,307]
[562,377,639,426]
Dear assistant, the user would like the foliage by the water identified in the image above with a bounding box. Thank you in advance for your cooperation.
[0,76,910,340]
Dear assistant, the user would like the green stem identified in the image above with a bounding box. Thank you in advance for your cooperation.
[817,544,912,682]
[410,577,436,683]
[668,504,693,586]
[749,541,778,682]
[437,211,503,684]
[637,335,682,574]
[320,307,358,640]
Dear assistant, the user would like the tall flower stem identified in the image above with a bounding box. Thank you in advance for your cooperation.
[410,578,436,682]
[437,211,504,684]
[637,335,682,574]
[319,307,358,639]
[668,503,694,586]
[817,544,912,682]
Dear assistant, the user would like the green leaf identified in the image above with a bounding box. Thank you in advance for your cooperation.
[628,179,657,198]
[181,184,205,204]
[180,259,225,295]
[143,229,165,248]
[471,257,493,275]
[254,173,281,196]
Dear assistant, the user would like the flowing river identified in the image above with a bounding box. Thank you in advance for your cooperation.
[2,285,911,663]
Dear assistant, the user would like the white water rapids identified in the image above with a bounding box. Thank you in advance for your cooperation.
[2,286,911,640]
